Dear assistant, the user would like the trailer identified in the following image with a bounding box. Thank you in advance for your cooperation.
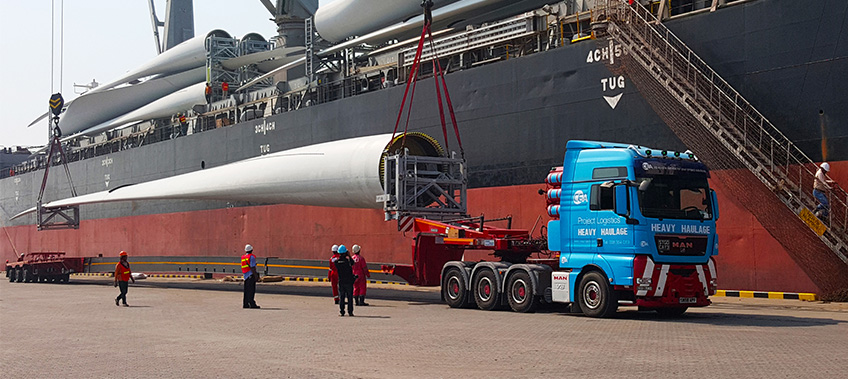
[6,252,85,283]
[382,140,719,317]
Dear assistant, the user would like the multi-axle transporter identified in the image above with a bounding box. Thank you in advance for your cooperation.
[6,252,85,284]
[384,140,719,317]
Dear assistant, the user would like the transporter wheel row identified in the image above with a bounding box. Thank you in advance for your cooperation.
[7,268,69,284]
[442,266,540,313]
[443,264,690,318]
[442,264,648,318]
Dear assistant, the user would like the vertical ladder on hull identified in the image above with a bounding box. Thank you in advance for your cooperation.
[594,1,848,291]
[305,17,314,84]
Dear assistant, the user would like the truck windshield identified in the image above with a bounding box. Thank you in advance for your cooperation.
[637,176,712,220]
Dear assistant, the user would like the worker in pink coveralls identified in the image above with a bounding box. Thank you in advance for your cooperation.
[351,244,371,306]
[329,244,340,304]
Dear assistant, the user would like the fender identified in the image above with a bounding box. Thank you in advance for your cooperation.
[470,261,511,293]
[593,254,635,286]
[572,264,606,295]
[505,264,553,296]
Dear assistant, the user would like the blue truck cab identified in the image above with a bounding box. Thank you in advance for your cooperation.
[545,140,718,317]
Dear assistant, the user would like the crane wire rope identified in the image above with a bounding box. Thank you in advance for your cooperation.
[50,0,65,94]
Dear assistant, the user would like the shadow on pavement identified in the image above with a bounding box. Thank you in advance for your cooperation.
[607,309,846,327]
[69,278,443,305]
[347,315,390,319]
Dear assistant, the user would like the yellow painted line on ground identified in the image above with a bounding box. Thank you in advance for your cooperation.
[271,277,407,285]
[91,261,383,273]
[87,261,396,280]
[91,261,238,266]
[262,264,328,270]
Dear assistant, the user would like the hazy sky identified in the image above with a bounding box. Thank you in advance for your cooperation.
[0,0,330,148]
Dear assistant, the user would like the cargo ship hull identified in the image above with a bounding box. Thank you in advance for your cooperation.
[2,0,847,293]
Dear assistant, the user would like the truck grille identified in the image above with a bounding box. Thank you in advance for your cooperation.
[655,235,708,256]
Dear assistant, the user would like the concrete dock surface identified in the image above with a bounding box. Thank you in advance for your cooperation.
[2,277,847,378]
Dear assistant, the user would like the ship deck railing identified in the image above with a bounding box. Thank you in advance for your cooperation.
[0,0,752,181]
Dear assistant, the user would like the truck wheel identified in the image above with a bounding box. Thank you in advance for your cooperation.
[442,268,468,308]
[62,273,70,283]
[8,269,16,282]
[23,268,33,283]
[578,271,618,318]
[507,271,539,313]
[473,269,500,311]
[656,307,688,317]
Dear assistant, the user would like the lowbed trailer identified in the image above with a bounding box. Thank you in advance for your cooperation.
[6,252,85,283]
[383,140,719,317]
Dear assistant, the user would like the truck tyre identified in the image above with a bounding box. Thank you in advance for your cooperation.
[62,273,70,283]
[656,307,687,317]
[578,271,618,318]
[442,268,469,308]
[8,268,16,282]
[23,268,33,283]
[507,271,539,313]
[473,269,500,311]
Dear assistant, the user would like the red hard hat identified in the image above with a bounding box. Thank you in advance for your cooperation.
[119,251,128,256]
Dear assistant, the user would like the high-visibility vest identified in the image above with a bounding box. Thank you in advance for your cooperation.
[241,253,255,274]
[115,262,132,281]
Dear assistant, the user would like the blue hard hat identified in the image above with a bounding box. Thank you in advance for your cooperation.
[338,245,348,254]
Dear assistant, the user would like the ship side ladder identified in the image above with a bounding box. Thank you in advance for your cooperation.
[593,0,848,293]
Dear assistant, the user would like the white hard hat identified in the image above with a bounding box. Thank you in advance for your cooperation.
[820,162,830,172]
[244,244,253,252]
[352,244,361,254]
[331,244,339,253]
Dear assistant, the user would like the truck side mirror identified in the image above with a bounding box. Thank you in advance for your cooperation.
[638,178,651,192]
[711,189,719,220]
[614,185,629,217]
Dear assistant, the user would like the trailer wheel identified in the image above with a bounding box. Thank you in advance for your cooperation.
[442,268,469,308]
[473,269,500,311]
[8,268,16,282]
[507,271,538,313]
[656,307,688,317]
[62,273,70,283]
[22,268,32,283]
[578,271,617,318]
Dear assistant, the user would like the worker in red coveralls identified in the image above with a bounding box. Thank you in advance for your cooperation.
[329,244,340,304]
[114,251,135,307]
[351,244,371,306]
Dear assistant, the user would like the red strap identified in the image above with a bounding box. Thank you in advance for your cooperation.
[391,17,465,158]
[430,39,449,152]
[391,26,428,147]
[427,28,464,158]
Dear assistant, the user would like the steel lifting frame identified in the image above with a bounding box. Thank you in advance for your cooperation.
[36,117,80,230]
[380,151,467,222]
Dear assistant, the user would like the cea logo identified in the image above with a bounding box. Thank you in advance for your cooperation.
[573,190,588,205]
